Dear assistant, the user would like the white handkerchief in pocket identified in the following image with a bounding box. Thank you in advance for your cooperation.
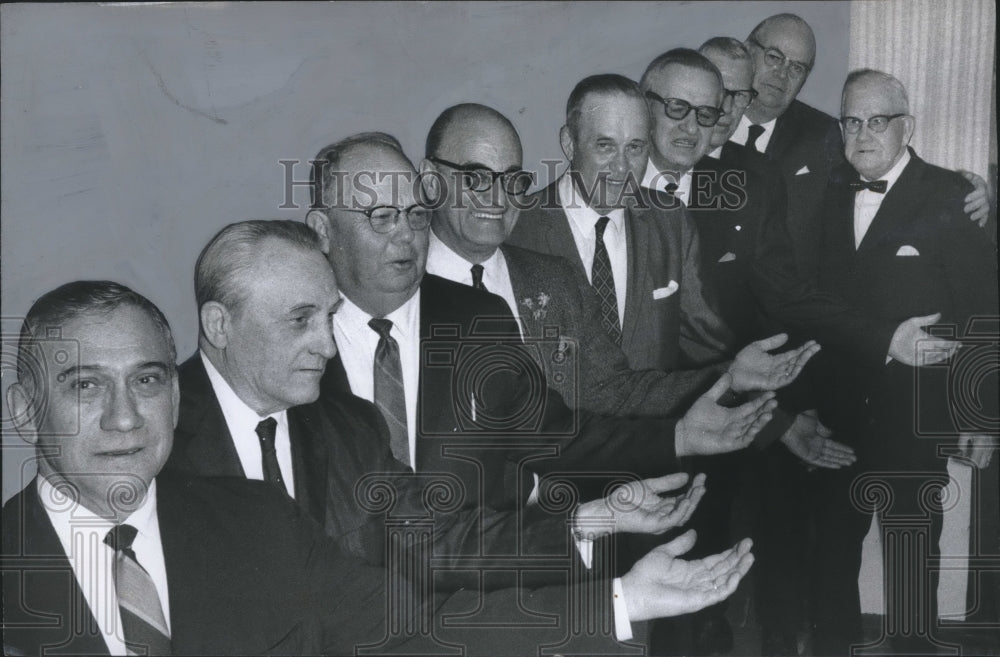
[895,245,920,256]
[718,252,736,263]
[795,165,810,175]
[652,280,679,300]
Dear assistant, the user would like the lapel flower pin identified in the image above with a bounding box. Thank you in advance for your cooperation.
[520,292,550,320]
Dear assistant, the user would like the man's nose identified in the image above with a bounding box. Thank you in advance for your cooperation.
[100,386,144,433]
[312,322,338,360]
[678,111,699,134]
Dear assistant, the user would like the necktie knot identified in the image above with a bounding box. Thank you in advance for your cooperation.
[747,124,766,152]
[663,182,679,194]
[470,264,486,291]
[255,417,277,445]
[595,216,611,240]
[848,179,888,194]
[104,524,139,553]
[368,317,394,340]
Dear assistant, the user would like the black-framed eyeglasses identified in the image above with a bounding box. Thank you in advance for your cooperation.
[839,114,907,135]
[722,87,759,111]
[747,37,812,80]
[344,204,432,234]
[644,91,723,127]
[428,157,535,196]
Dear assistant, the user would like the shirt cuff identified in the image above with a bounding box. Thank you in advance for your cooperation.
[613,577,633,641]
[574,537,593,569]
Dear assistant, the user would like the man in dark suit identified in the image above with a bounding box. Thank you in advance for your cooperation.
[3,280,758,657]
[738,13,990,278]
[809,69,998,655]
[421,102,818,419]
[0,281,413,656]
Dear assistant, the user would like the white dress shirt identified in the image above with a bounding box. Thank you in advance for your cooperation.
[641,159,693,206]
[559,174,628,324]
[200,351,295,497]
[333,291,421,468]
[426,229,524,339]
[731,114,778,153]
[39,476,170,656]
[854,149,910,248]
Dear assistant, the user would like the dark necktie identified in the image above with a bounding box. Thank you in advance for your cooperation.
[254,417,285,490]
[471,263,487,291]
[663,182,679,195]
[848,179,888,193]
[104,524,172,656]
[592,216,622,344]
[747,124,766,152]
[369,318,410,467]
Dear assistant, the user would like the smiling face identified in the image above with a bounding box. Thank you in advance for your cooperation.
[645,63,723,172]
[427,110,524,263]
[841,77,913,181]
[218,238,341,415]
[562,91,649,214]
[22,305,179,519]
[323,144,428,318]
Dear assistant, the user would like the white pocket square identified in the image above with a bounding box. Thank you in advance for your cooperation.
[653,281,679,300]
[795,165,810,175]
[718,252,737,263]
[895,245,920,256]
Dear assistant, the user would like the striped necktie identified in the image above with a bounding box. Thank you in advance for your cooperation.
[592,216,622,344]
[369,318,410,468]
[104,524,171,656]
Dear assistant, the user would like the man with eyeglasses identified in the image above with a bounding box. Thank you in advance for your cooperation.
[805,68,999,656]
[738,13,989,278]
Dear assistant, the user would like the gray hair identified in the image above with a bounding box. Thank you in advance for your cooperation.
[310,132,405,210]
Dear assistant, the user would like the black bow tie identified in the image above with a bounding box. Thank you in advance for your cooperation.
[848,179,888,193]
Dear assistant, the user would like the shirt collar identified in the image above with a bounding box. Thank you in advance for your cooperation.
[38,475,159,539]
[426,228,506,283]
[200,350,288,430]
[337,288,421,343]
[862,148,911,192]
[733,114,777,148]
[558,173,625,234]
[641,159,691,202]
[707,146,723,160]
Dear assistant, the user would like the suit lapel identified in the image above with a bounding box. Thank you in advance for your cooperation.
[176,359,246,479]
[857,154,925,252]
[541,184,591,281]
[766,104,796,160]
[500,244,537,336]
[621,204,648,345]
[287,406,329,523]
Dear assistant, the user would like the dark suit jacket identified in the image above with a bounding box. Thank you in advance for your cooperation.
[814,150,999,470]
[507,182,733,372]
[1,476,397,656]
[760,99,846,279]
[501,243,715,417]
[166,355,571,568]
[321,275,681,513]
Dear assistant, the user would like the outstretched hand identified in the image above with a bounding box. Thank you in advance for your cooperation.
[729,333,820,393]
[959,170,990,227]
[780,410,856,469]
[676,374,776,457]
[888,313,959,366]
[574,473,707,540]
[622,530,754,622]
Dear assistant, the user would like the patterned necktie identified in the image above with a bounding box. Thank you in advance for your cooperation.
[254,417,285,491]
[471,264,487,291]
[592,216,622,344]
[104,524,171,656]
[747,124,766,152]
[369,318,410,467]
[848,179,888,193]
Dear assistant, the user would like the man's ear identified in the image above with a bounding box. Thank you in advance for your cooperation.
[418,159,442,206]
[170,374,181,429]
[6,383,39,445]
[305,211,332,254]
[559,125,575,162]
[199,301,231,350]
[901,115,916,146]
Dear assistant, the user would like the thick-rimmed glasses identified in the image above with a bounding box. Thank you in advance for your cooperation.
[644,91,723,127]
[839,114,907,135]
[428,157,534,196]
[343,204,432,233]
[747,37,811,80]
[722,87,759,111]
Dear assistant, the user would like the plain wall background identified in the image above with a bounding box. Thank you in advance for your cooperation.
[1,1,852,500]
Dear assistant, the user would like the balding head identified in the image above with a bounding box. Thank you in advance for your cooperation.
[745,13,816,122]
[421,104,528,263]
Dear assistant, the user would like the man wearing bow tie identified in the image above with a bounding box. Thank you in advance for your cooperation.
[808,69,998,655]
